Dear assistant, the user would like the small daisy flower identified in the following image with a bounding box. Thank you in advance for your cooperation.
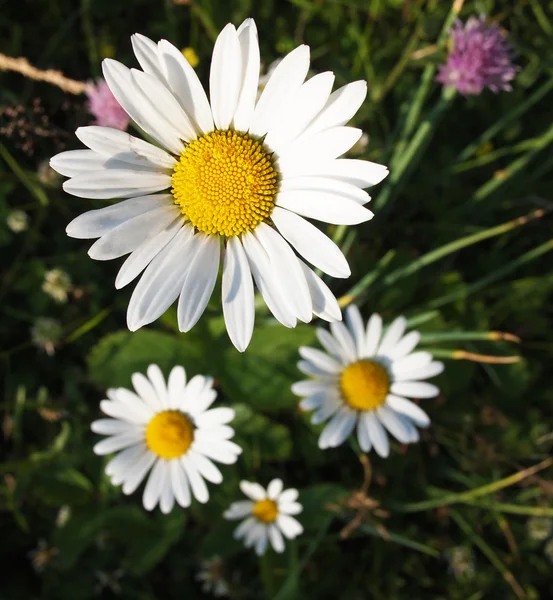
[6,209,29,233]
[91,364,242,513]
[224,479,303,555]
[85,79,130,130]
[50,18,388,352]
[436,15,518,96]
[292,305,444,457]
[42,268,72,303]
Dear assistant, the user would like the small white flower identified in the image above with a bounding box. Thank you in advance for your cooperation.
[91,364,242,513]
[50,18,388,352]
[7,209,29,232]
[224,479,303,555]
[196,556,230,597]
[292,305,444,457]
[42,268,72,303]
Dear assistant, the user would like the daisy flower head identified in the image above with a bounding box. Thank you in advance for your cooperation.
[224,479,303,555]
[91,364,242,513]
[292,305,444,457]
[50,19,389,352]
[436,15,518,96]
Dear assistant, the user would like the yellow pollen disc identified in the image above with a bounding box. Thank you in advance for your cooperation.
[145,410,194,459]
[172,130,279,237]
[252,498,279,523]
[340,360,390,411]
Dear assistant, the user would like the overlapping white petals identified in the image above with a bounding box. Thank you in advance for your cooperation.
[225,479,303,555]
[293,307,444,457]
[53,18,388,351]
[91,365,241,513]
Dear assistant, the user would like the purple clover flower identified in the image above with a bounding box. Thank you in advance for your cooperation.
[85,79,130,130]
[436,16,519,96]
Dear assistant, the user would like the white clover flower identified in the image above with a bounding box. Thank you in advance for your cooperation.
[292,305,444,457]
[42,268,72,303]
[91,364,242,513]
[7,209,29,233]
[50,18,388,352]
[224,479,303,555]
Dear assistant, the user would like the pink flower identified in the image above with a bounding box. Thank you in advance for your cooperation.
[436,16,519,96]
[85,79,130,130]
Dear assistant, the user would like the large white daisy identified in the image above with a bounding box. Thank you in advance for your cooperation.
[224,479,303,555]
[292,305,444,457]
[91,364,242,513]
[50,18,388,351]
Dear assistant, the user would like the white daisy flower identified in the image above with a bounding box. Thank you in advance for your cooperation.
[91,364,242,513]
[292,305,444,457]
[50,18,388,352]
[224,479,303,555]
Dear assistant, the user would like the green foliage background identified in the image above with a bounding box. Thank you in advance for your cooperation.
[1,0,553,598]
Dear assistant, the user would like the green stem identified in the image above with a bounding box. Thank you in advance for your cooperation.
[259,550,276,600]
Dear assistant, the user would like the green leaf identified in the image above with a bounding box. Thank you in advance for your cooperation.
[31,467,92,507]
[219,324,316,412]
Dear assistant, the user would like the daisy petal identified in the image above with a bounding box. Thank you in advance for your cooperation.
[224,500,254,520]
[269,524,285,553]
[233,19,260,131]
[143,459,165,510]
[299,346,342,374]
[131,33,166,82]
[50,150,128,177]
[240,481,266,501]
[394,361,444,381]
[93,431,143,455]
[305,158,389,188]
[376,405,413,444]
[299,262,342,322]
[377,316,407,357]
[363,313,382,357]
[364,411,389,458]
[181,455,209,503]
[345,304,365,356]
[267,478,283,499]
[277,514,303,539]
[386,395,431,428]
[387,331,421,360]
[391,381,440,399]
[170,460,192,508]
[122,449,156,495]
[280,175,370,205]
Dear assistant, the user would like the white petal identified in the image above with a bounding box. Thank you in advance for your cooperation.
[181,455,210,503]
[392,351,433,374]
[254,223,312,323]
[102,59,184,154]
[376,405,413,444]
[99,399,150,425]
[224,500,254,520]
[386,331,421,360]
[195,407,235,428]
[167,366,186,410]
[63,169,171,200]
[386,395,430,427]
[126,225,195,331]
[268,524,285,553]
[291,380,331,397]
[142,459,165,510]
[157,39,214,134]
[277,514,303,539]
[115,219,183,289]
[300,158,389,188]
[318,408,356,448]
[240,481,266,501]
[170,459,192,508]
[249,45,310,137]
[241,231,297,328]
[330,322,357,363]
[377,316,407,357]
[279,501,302,516]
[364,411,389,458]
[271,207,350,278]
[233,516,256,538]
[316,328,348,362]
[278,489,299,504]
[391,381,440,399]
[276,189,373,225]
[362,313,382,357]
[76,126,176,169]
[233,19,260,131]
[147,364,169,410]
[303,80,367,136]
[159,474,175,514]
[345,305,365,356]
[177,234,220,332]
[394,361,444,381]
[255,529,269,556]
[280,175,370,205]
[299,346,341,374]
[191,438,241,464]
[180,375,214,414]
[222,237,254,352]
[210,23,242,130]
[311,394,342,425]
[94,431,143,455]
[264,71,335,152]
[131,33,166,81]
[187,451,223,484]
[88,204,179,260]
[91,418,135,435]
[267,479,283,499]
[131,68,196,141]
[122,448,156,495]
[131,372,162,412]
[277,127,362,177]
[299,262,342,322]
[357,418,372,452]
[51,150,127,178]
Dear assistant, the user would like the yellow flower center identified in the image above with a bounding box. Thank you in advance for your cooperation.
[145,410,194,459]
[252,498,279,523]
[172,130,279,237]
[340,360,390,411]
